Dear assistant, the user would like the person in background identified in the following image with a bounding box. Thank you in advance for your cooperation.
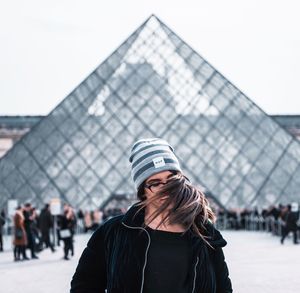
[23,203,38,259]
[13,206,28,261]
[71,138,232,292]
[281,204,299,245]
[77,209,84,233]
[31,207,42,253]
[39,203,55,252]
[0,209,6,252]
[60,204,76,260]
[91,209,103,231]
[83,211,92,233]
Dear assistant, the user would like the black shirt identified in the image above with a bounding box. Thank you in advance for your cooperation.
[143,227,191,293]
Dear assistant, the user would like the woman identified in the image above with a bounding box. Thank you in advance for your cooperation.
[71,138,232,292]
[13,206,28,261]
[60,204,76,260]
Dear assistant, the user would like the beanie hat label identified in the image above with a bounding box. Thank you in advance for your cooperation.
[153,157,165,168]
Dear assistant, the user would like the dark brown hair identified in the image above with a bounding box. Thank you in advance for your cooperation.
[136,171,216,244]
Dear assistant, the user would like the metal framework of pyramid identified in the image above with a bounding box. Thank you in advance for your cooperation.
[1,15,300,210]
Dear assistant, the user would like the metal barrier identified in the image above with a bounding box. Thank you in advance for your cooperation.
[216,214,300,241]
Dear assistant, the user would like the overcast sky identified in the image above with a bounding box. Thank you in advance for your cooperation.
[0,0,300,115]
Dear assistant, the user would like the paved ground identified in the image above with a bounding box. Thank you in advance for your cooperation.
[0,230,299,293]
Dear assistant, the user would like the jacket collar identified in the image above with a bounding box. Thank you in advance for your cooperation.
[121,203,145,228]
[121,203,227,248]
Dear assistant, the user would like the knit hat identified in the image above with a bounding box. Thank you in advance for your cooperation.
[129,138,182,189]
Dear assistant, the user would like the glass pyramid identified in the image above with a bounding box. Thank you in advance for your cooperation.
[1,15,300,210]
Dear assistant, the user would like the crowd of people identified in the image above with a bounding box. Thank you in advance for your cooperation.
[1,200,299,264]
[1,202,77,261]
[216,203,300,244]
[0,203,126,262]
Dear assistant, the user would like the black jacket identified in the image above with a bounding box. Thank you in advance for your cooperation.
[70,204,232,293]
[39,208,53,233]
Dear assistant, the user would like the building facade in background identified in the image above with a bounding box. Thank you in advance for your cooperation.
[0,116,42,157]
[1,16,300,210]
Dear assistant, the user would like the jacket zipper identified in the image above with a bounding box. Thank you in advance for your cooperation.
[122,222,151,293]
[191,256,199,293]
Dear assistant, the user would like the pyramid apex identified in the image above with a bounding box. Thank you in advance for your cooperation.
[145,14,161,23]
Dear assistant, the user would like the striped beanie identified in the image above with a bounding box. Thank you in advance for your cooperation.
[129,138,182,189]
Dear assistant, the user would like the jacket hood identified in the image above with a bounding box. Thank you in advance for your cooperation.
[205,222,227,248]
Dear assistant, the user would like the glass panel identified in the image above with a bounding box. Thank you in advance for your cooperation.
[280,179,300,204]
[45,131,66,152]
[3,170,25,194]
[104,118,124,137]
[252,128,270,148]
[30,170,50,193]
[187,52,204,71]
[264,140,283,161]
[59,117,79,137]
[259,117,279,136]
[292,166,300,184]
[0,185,10,206]
[14,184,36,204]
[104,168,123,192]
[50,106,69,126]
[272,128,292,148]
[176,143,192,161]
[270,167,292,189]
[34,119,55,139]
[247,167,266,188]
[65,184,86,205]
[278,152,299,174]
[103,143,123,165]
[45,157,64,178]
[19,156,40,179]
[57,143,76,165]
[23,131,44,151]
[211,92,230,112]
[223,104,243,123]
[218,141,239,163]
[210,155,230,175]
[286,140,300,159]
[196,143,216,163]
[91,155,113,178]
[61,94,80,114]
[237,115,257,136]
[255,152,275,175]
[80,143,101,165]
[79,169,99,193]
[241,140,261,162]
[40,182,61,202]
[69,130,89,151]
[55,169,75,191]
[33,143,54,165]
[67,156,88,178]
[73,83,90,103]
[231,155,252,176]
[86,72,104,92]
[10,144,30,168]
[227,173,243,193]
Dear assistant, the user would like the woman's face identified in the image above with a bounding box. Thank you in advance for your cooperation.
[144,170,174,206]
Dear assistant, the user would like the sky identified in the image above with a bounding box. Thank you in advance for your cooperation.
[0,0,300,115]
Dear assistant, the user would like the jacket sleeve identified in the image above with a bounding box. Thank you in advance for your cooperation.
[213,247,233,293]
[70,226,107,293]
